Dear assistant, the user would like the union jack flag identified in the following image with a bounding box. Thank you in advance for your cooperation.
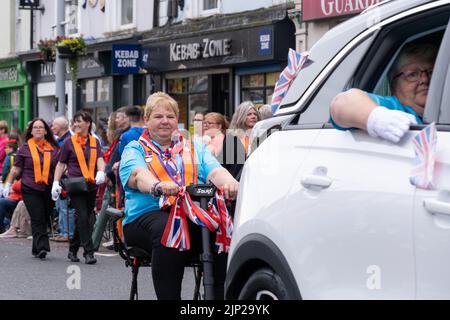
[161,188,233,252]
[271,49,309,114]
[410,122,437,189]
[210,190,233,254]
[161,197,191,251]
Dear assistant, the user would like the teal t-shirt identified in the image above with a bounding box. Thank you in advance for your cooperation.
[331,92,423,130]
[119,140,222,225]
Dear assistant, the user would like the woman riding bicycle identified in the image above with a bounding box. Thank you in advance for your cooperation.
[119,92,239,300]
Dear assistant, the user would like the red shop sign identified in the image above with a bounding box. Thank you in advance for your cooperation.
[302,0,382,21]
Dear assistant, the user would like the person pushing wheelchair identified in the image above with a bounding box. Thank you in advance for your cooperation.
[119,92,239,300]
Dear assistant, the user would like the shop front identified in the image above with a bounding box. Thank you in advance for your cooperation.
[299,0,383,48]
[0,59,31,131]
[141,6,295,131]
[76,54,111,126]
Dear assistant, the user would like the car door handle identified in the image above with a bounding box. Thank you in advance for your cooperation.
[301,175,332,189]
[423,199,450,216]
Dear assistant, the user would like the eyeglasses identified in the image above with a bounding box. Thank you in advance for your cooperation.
[32,126,45,130]
[393,69,433,83]
[203,121,219,126]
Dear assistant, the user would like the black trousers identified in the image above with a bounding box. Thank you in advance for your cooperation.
[22,184,53,255]
[69,190,96,256]
[123,210,228,300]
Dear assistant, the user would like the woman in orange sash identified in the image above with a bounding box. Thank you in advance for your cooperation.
[52,111,106,265]
[3,119,59,259]
[119,92,239,299]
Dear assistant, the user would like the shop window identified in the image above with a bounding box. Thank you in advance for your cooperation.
[83,80,95,103]
[168,78,187,94]
[167,75,209,130]
[97,78,110,102]
[81,77,111,105]
[80,77,112,131]
[240,71,279,107]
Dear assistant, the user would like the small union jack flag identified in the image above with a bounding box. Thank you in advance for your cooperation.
[271,49,309,114]
[410,122,437,189]
[161,197,191,251]
[161,188,233,252]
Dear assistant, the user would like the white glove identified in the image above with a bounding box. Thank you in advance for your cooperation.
[2,183,11,198]
[367,107,417,143]
[95,171,106,185]
[51,181,62,201]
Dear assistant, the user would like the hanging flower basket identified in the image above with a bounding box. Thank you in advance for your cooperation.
[38,39,56,62]
[56,45,78,59]
[56,36,88,82]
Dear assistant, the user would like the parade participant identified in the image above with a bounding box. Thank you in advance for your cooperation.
[330,41,437,143]
[52,111,106,265]
[119,92,239,300]
[229,101,260,155]
[3,119,59,259]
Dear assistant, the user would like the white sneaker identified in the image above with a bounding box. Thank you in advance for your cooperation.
[102,239,114,248]
[0,228,18,238]
[26,236,33,240]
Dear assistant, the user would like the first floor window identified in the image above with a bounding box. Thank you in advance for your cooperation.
[121,0,134,26]
[203,0,218,10]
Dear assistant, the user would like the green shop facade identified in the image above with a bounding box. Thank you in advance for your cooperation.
[0,59,31,131]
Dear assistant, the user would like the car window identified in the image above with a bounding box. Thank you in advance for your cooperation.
[296,35,375,125]
[373,27,446,98]
[425,20,450,125]
[294,6,450,128]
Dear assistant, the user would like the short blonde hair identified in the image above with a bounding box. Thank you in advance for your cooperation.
[145,92,179,118]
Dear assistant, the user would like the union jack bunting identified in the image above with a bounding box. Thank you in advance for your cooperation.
[161,187,233,252]
[210,190,233,254]
[271,49,309,114]
[410,122,437,189]
[161,196,191,251]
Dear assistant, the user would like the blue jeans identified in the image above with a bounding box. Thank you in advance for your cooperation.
[0,198,18,232]
[56,197,74,237]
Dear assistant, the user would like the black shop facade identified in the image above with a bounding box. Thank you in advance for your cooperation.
[141,12,295,132]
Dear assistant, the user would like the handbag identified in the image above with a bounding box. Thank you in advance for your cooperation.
[61,177,88,195]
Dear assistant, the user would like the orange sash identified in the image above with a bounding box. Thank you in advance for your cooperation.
[71,134,97,183]
[138,134,197,204]
[241,136,250,155]
[28,138,53,185]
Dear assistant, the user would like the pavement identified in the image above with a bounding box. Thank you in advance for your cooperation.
[0,237,199,300]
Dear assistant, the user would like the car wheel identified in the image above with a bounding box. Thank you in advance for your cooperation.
[238,267,291,300]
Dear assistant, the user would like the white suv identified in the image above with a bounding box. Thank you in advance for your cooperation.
[225,0,450,300]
